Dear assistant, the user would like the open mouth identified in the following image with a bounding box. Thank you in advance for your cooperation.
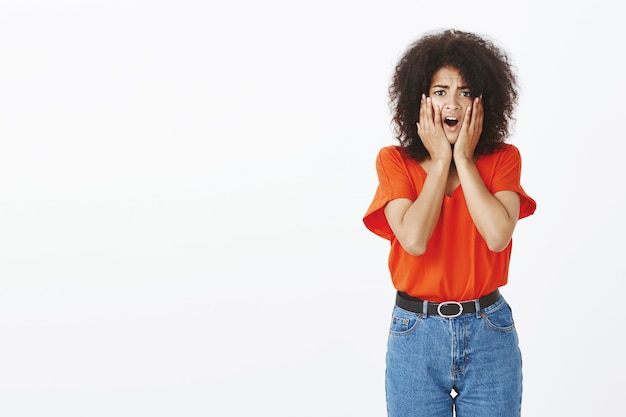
[444,117,458,127]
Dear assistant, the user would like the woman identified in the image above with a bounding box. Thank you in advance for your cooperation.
[363,29,536,417]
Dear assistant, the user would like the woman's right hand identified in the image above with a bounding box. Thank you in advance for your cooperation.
[416,94,452,162]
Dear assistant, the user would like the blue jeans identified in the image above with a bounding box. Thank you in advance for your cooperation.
[386,295,522,417]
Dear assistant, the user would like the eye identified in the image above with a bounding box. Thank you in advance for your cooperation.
[460,91,472,98]
[433,90,445,96]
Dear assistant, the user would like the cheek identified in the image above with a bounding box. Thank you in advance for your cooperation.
[458,99,474,120]
[429,96,445,109]
[460,98,474,109]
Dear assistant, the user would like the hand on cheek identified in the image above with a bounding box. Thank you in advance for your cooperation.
[417,95,452,161]
[454,96,483,161]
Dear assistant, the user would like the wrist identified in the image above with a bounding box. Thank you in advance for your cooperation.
[430,156,452,168]
[453,154,474,167]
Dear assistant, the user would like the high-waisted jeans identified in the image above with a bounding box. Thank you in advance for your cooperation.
[386,295,522,417]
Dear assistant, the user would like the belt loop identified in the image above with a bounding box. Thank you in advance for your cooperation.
[474,299,481,318]
[422,300,429,318]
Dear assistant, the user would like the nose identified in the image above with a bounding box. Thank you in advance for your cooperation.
[444,95,461,110]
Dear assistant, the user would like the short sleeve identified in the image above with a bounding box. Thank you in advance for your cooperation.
[362,146,421,240]
[490,145,537,219]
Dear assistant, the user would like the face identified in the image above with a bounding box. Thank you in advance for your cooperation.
[428,66,474,144]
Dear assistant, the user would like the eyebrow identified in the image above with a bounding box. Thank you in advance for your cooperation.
[431,84,472,90]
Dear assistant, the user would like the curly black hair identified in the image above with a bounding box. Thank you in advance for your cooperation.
[389,29,519,161]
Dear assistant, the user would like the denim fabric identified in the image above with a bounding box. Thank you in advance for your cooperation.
[386,296,522,417]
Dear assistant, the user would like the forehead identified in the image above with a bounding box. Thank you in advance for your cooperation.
[430,66,467,86]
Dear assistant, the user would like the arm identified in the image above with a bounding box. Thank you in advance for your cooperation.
[384,95,452,256]
[454,96,520,252]
[384,159,450,256]
[455,160,520,252]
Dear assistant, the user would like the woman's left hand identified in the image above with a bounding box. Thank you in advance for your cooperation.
[453,96,483,162]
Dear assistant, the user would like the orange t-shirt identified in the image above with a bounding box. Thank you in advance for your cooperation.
[363,144,536,302]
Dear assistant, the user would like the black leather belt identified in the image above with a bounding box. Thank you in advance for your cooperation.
[396,289,501,318]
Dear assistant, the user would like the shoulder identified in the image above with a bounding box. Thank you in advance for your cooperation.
[377,145,404,159]
[376,145,411,166]
[493,143,520,156]
[480,143,522,163]
[500,143,521,157]
[375,145,421,174]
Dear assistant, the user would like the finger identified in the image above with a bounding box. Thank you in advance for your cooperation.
[470,96,484,134]
[425,96,437,124]
[432,102,443,129]
[461,102,473,131]
[474,96,484,127]
[418,93,426,120]
[417,94,427,132]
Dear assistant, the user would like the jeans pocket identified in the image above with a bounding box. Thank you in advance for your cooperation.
[482,300,515,332]
[389,306,420,336]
